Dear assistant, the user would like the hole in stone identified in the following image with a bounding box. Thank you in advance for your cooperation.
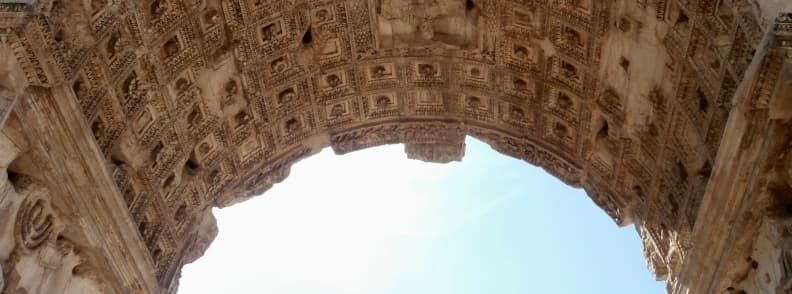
[767,181,792,218]
[225,80,238,96]
[597,121,610,140]
[676,12,688,25]
[302,27,313,45]
[7,169,20,187]
[698,161,712,179]
[152,247,162,261]
[632,185,643,197]
[470,67,481,78]
[53,29,65,43]
[72,79,83,95]
[466,0,475,10]
[648,123,659,137]
[163,36,180,57]
[110,153,125,166]
[698,91,709,112]
[6,157,36,191]
[184,158,200,175]
[138,221,148,237]
[235,111,250,125]
[676,161,688,182]
[619,57,630,72]
[91,119,104,139]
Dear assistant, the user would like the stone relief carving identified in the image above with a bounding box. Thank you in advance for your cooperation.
[15,191,54,251]
[0,0,789,292]
[0,177,103,293]
[373,0,480,49]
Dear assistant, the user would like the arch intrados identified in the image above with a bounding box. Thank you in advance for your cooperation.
[212,119,625,227]
[4,1,791,292]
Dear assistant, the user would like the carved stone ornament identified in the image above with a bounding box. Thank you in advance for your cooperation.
[15,188,55,251]
[0,0,790,293]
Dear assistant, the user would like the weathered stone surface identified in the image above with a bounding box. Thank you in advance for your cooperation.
[0,0,789,293]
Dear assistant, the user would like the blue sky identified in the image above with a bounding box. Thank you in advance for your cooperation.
[179,137,665,294]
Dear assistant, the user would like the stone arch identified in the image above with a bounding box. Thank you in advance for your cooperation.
[0,0,790,293]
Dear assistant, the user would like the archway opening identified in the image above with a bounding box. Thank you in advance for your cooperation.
[178,137,665,293]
